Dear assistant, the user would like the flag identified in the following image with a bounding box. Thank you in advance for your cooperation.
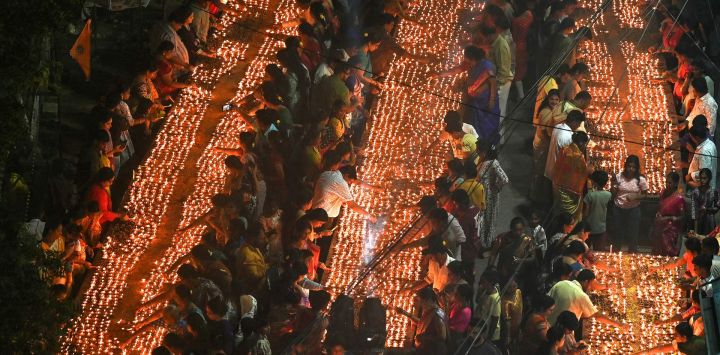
[70,19,91,81]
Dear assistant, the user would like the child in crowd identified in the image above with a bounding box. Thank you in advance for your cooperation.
[583,170,611,251]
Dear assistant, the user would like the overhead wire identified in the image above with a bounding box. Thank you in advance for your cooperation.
[454,0,666,352]
[184,0,709,351]
[192,1,720,159]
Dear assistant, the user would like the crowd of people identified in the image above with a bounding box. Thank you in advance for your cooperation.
[394,0,720,354]
[22,0,720,353]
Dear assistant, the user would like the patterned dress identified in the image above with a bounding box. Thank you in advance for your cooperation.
[691,187,720,234]
[478,159,510,248]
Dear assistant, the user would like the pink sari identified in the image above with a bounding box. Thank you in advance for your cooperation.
[651,189,685,256]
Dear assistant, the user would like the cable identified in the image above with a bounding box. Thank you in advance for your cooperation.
[343,16,596,295]
[453,0,664,352]
[656,2,720,76]
[340,15,597,298]
[234,0,674,351]
[190,0,720,160]
[203,12,720,160]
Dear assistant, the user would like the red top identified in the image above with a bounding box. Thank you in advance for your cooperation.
[306,241,321,280]
[662,19,685,51]
[154,59,175,96]
[86,183,120,224]
[300,37,322,74]
[448,303,471,332]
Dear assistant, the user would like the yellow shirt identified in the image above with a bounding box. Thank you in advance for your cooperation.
[328,117,346,140]
[534,76,558,124]
[452,133,478,159]
[458,178,486,210]
[235,244,268,294]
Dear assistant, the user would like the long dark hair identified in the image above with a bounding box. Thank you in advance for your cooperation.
[622,155,642,181]
[476,138,498,161]
[537,89,560,118]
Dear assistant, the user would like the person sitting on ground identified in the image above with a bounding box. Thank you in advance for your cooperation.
[154,40,195,97]
[439,110,479,144]
[85,167,129,225]
[62,224,96,272]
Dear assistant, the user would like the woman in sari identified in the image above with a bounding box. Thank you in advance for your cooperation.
[650,172,685,256]
[465,46,500,141]
[531,89,566,204]
[434,46,500,142]
[552,132,590,222]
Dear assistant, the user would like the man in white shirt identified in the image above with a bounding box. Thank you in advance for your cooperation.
[149,7,192,67]
[406,243,455,293]
[562,90,594,147]
[313,49,350,84]
[545,110,585,180]
[399,208,467,261]
[693,253,719,295]
[429,208,466,261]
[687,124,718,189]
[311,151,377,222]
[687,77,718,136]
[548,269,628,329]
